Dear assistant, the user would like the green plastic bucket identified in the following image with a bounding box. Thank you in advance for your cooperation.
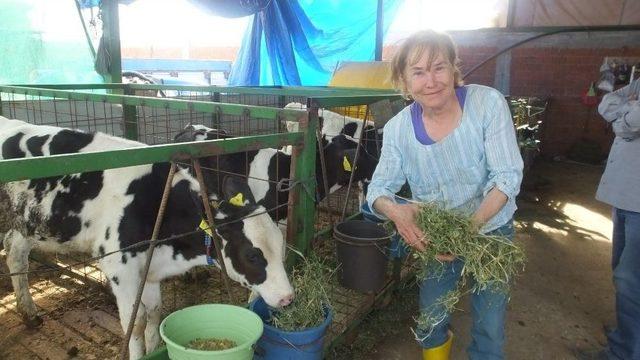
[160,304,263,360]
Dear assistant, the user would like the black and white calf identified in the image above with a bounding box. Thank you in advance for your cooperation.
[174,125,379,222]
[284,104,382,203]
[284,102,382,147]
[0,118,293,359]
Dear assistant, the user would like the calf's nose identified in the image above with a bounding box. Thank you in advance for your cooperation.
[278,293,294,307]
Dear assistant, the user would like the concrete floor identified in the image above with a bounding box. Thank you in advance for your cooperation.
[331,160,615,360]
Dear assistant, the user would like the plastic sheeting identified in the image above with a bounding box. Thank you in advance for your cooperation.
[78,0,100,7]
[229,0,402,86]
[0,0,103,84]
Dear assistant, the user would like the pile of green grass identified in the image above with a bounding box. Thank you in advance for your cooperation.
[269,254,335,331]
[410,204,525,338]
[186,338,236,351]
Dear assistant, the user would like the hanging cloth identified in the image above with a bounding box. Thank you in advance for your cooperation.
[229,0,402,86]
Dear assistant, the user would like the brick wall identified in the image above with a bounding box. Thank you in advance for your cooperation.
[509,47,640,159]
[457,46,497,87]
[451,31,640,160]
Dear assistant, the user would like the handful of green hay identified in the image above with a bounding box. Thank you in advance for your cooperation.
[186,337,237,351]
[269,254,334,332]
[410,204,525,337]
[413,204,525,291]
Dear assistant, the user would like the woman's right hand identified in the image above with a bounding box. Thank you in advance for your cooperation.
[387,203,427,251]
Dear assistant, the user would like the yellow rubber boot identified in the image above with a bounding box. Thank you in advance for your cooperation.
[422,332,453,360]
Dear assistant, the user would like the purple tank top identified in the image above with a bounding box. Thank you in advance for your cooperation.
[410,86,467,145]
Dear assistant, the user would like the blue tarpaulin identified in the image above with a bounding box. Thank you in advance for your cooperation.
[229,0,402,86]
[78,0,100,8]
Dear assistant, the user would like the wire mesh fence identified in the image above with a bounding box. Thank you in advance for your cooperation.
[122,84,404,232]
[0,86,308,319]
[1,94,126,137]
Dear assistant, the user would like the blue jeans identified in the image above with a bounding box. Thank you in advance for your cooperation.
[417,221,515,360]
[607,208,640,360]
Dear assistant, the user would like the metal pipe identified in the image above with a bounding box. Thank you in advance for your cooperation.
[463,26,640,80]
[193,159,235,304]
[101,0,123,84]
[74,0,97,59]
[375,0,384,61]
[341,108,370,221]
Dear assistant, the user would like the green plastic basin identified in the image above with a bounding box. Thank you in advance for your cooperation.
[159,304,263,360]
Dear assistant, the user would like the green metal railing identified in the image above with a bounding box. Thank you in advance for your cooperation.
[7,83,402,108]
[0,85,307,122]
[0,132,303,183]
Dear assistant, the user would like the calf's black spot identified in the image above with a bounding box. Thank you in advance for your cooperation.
[49,130,94,155]
[26,135,49,157]
[218,221,267,285]
[47,171,104,242]
[118,164,201,260]
[341,122,359,138]
[2,132,26,159]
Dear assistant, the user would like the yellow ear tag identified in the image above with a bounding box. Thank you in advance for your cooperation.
[343,155,352,172]
[199,219,213,236]
[229,192,245,207]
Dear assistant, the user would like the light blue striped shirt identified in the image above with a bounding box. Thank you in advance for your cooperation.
[366,84,524,233]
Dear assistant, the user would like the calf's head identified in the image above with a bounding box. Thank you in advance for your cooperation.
[212,176,293,307]
[174,124,231,143]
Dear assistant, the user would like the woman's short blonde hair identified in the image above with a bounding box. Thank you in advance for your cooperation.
[390,30,464,97]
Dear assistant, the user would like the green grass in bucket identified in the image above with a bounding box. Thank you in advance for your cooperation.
[186,338,237,351]
[268,251,335,331]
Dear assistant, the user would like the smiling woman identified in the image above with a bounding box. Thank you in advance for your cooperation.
[364,29,523,359]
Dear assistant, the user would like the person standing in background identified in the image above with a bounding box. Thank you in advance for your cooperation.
[590,78,640,360]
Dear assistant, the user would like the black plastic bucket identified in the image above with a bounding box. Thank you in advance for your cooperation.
[334,220,393,293]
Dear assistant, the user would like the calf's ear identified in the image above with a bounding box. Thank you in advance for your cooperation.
[222,176,256,206]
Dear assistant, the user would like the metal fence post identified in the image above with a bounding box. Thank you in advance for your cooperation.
[123,85,139,141]
[100,0,123,84]
[286,110,318,267]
